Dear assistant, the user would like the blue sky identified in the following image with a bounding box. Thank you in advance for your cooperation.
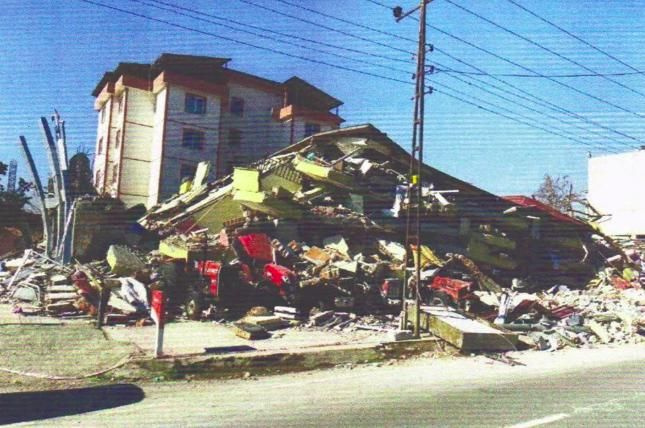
[1,0,643,197]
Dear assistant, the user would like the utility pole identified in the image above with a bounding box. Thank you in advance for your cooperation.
[394,1,432,338]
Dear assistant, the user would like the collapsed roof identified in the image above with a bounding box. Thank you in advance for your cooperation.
[140,124,618,288]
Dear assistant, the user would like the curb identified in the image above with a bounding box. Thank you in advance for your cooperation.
[125,338,449,380]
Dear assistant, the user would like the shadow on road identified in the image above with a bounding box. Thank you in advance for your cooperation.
[0,383,144,425]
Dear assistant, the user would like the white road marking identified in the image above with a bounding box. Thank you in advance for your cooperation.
[507,413,571,428]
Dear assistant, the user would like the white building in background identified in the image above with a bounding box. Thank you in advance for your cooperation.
[587,149,645,236]
[92,53,344,208]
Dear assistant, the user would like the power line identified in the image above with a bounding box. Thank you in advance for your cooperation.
[131,0,413,75]
[363,0,645,144]
[437,68,645,78]
[432,50,639,149]
[147,0,414,66]
[504,0,645,76]
[443,0,645,107]
[434,86,622,153]
[143,0,624,152]
[235,0,415,57]
[431,79,617,152]
[76,0,622,154]
[425,23,645,145]
[76,0,413,86]
[274,0,419,44]
[273,0,643,144]
[430,64,629,151]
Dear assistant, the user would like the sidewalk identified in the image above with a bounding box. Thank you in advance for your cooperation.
[104,319,390,356]
[0,304,444,387]
[105,319,445,380]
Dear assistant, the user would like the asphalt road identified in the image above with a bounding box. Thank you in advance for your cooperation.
[5,345,644,427]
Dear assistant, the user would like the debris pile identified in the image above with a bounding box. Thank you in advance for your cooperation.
[2,124,643,354]
[1,249,151,325]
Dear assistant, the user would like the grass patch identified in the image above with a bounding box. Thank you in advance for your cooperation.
[0,323,134,390]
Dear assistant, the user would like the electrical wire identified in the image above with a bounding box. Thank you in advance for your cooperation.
[432,51,639,149]
[75,0,412,86]
[131,0,413,75]
[437,68,645,78]
[443,0,645,107]
[235,0,415,56]
[425,24,645,145]
[77,0,623,153]
[141,0,628,150]
[270,0,645,143]
[428,76,621,152]
[504,0,645,76]
[147,0,414,66]
[138,0,623,152]
[435,61,637,149]
[430,64,627,151]
[363,0,645,145]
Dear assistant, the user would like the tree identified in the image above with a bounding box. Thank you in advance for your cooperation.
[533,174,584,215]
[0,161,34,227]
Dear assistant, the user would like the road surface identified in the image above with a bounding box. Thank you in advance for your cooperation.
[5,344,644,427]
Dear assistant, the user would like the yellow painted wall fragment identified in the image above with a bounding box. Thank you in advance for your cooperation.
[233,167,260,192]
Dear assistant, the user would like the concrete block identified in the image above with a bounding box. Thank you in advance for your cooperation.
[233,322,270,340]
[106,245,145,276]
[50,274,69,285]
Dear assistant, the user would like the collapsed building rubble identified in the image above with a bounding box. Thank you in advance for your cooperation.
[2,124,643,353]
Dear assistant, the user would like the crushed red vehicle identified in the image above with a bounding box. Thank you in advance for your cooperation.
[162,232,299,319]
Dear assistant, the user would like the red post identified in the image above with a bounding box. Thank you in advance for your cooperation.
[151,290,165,358]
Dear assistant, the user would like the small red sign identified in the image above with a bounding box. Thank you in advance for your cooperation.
[151,290,165,327]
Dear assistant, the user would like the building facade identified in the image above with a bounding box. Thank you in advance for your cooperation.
[92,53,344,208]
[587,149,645,236]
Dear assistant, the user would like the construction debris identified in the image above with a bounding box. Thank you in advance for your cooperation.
[1,124,643,354]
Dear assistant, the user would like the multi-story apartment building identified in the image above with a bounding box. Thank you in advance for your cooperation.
[92,53,344,208]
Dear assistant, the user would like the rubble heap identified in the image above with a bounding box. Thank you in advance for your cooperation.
[2,124,642,353]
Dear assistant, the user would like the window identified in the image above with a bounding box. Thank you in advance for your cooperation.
[304,122,321,137]
[112,164,119,184]
[230,97,244,116]
[100,107,106,124]
[118,93,125,113]
[182,128,205,150]
[179,163,197,181]
[228,128,242,146]
[97,137,103,155]
[95,170,102,187]
[115,130,121,149]
[185,93,206,114]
